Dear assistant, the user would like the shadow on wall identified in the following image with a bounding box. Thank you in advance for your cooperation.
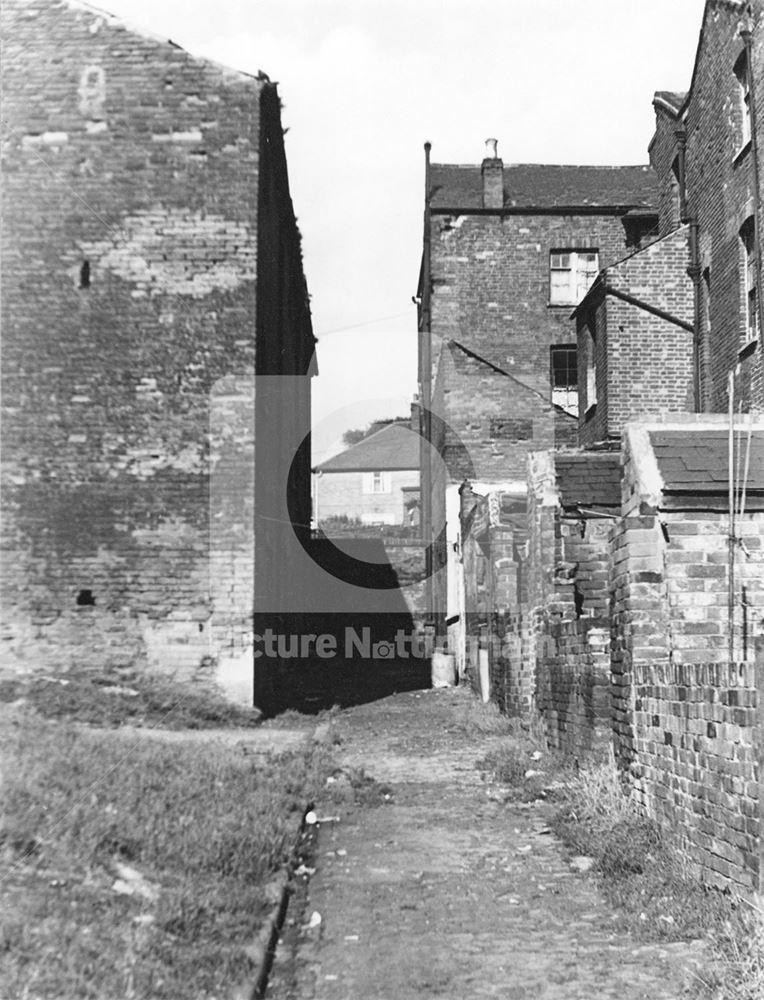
[254,536,430,715]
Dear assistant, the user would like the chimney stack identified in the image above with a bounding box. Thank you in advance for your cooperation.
[481,138,503,209]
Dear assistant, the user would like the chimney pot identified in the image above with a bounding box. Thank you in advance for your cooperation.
[485,137,498,159]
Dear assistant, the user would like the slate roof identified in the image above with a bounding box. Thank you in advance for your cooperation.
[556,452,622,511]
[650,429,764,497]
[429,164,658,211]
[315,422,419,473]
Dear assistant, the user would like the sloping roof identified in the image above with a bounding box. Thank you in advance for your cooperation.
[315,422,419,472]
[429,164,658,211]
[650,429,764,497]
[556,452,622,511]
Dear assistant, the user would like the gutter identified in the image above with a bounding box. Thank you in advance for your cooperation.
[429,204,656,218]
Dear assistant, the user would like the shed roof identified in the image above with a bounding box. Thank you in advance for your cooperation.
[556,452,622,511]
[315,422,419,472]
[429,163,657,211]
[650,429,764,497]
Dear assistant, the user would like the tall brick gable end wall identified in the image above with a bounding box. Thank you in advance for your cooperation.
[0,0,313,699]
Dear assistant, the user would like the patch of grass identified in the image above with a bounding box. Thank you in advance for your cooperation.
[0,672,263,729]
[0,713,332,999]
[697,901,764,1000]
[453,695,517,736]
[477,739,549,801]
[550,752,731,943]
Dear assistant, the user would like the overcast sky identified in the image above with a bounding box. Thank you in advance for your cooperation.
[90,0,706,460]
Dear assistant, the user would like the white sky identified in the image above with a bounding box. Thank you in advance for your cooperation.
[89,0,706,461]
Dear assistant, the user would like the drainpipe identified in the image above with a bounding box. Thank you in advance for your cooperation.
[740,19,764,346]
[421,141,433,621]
[687,221,704,411]
[675,127,688,224]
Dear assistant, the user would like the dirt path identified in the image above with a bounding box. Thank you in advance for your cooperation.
[267,686,704,1000]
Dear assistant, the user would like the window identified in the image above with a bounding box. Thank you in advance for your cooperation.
[584,321,597,412]
[740,217,759,343]
[549,250,599,305]
[363,471,391,494]
[550,345,578,416]
[735,50,752,147]
[670,156,683,226]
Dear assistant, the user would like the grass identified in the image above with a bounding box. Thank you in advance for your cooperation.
[468,699,551,800]
[0,709,333,999]
[696,901,764,1000]
[0,671,263,729]
[550,750,732,943]
[451,695,517,736]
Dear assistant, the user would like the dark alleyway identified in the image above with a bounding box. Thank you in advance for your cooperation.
[267,687,704,1000]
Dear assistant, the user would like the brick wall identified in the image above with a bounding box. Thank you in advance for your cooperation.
[630,660,760,893]
[538,618,611,760]
[430,211,632,483]
[649,0,764,412]
[0,1,313,700]
[578,226,695,446]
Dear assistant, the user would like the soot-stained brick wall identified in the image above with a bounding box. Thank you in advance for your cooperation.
[631,660,760,893]
[577,227,695,445]
[429,210,633,483]
[0,0,313,699]
[649,0,764,412]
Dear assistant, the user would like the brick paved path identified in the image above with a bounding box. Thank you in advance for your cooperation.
[268,687,704,1000]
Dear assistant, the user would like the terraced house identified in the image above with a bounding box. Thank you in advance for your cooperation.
[450,0,764,896]
[416,140,658,671]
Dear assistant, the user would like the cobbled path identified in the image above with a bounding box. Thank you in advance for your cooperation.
[268,687,704,1000]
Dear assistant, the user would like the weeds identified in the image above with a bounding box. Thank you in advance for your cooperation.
[452,695,516,736]
[697,901,764,1000]
[550,751,731,943]
[0,712,332,999]
[0,672,263,729]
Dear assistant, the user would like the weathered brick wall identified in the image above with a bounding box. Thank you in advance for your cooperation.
[430,211,632,483]
[539,618,611,760]
[648,102,684,236]
[630,660,760,893]
[535,508,613,756]
[663,509,764,663]
[495,609,534,716]
[439,343,556,483]
[0,1,312,700]
[650,0,764,411]
[579,227,695,445]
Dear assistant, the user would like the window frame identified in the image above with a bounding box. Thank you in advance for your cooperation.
[550,344,579,417]
[734,50,752,150]
[740,216,759,345]
[549,249,599,306]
